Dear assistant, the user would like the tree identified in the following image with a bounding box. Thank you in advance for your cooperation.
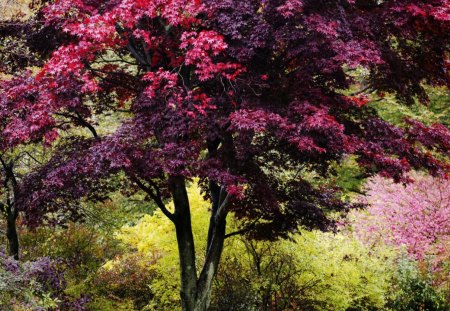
[0,148,43,260]
[0,1,449,310]
[351,173,450,305]
[0,4,94,259]
[353,172,450,272]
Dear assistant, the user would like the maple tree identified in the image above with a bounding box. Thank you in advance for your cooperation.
[0,6,79,259]
[1,0,450,310]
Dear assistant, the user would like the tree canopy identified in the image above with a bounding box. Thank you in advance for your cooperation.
[0,0,449,310]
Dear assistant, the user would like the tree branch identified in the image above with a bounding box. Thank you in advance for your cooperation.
[131,175,175,221]
[224,228,249,239]
[349,85,374,96]
[55,112,98,138]
[24,151,42,164]
[224,217,260,239]
[115,24,150,68]
[214,192,230,224]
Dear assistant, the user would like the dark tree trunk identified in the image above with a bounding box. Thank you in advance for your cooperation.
[0,158,19,260]
[170,176,199,311]
[169,176,229,311]
[6,208,19,260]
[196,209,226,310]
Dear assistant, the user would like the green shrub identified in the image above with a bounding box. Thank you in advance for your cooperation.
[100,183,395,310]
[387,258,449,311]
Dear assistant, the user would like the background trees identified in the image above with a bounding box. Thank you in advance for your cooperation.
[351,173,450,307]
[353,173,450,267]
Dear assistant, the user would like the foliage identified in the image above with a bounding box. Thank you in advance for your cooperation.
[0,0,32,21]
[1,0,449,308]
[330,156,366,198]
[0,248,89,310]
[93,253,156,310]
[352,173,450,272]
[213,231,395,311]
[370,87,450,128]
[101,183,395,311]
[350,172,450,309]
[386,258,449,311]
[15,192,155,309]
[0,0,448,237]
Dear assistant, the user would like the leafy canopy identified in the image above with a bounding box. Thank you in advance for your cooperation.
[0,0,449,236]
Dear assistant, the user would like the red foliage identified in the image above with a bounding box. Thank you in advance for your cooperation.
[0,0,449,236]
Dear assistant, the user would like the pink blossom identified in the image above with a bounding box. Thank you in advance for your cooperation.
[353,172,450,269]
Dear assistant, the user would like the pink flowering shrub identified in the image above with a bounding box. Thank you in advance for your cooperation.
[353,172,450,270]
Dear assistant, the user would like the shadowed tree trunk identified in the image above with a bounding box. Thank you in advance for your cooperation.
[131,137,232,311]
[169,175,229,311]
[5,203,19,260]
[1,156,20,260]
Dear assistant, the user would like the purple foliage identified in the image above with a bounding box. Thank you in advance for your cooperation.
[0,0,448,237]
[0,248,89,310]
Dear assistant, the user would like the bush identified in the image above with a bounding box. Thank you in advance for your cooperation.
[0,248,88,310]
[99,182,395,310]
[212,231,395,311]
[387,258,449,311]
[93,254,156,310]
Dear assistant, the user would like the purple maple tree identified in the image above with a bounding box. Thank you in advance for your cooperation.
[1,1,450,309]
[0,10,87,260]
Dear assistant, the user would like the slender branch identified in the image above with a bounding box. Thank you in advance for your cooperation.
[75,111,98,138]
[131,175,175,221]
[224,217,260,239]
[224,228,249,239]
[115,24,150,68]
[93,57,138,66]
[24,151,42,164]
[349,85,374,96]
[55,112,98,138]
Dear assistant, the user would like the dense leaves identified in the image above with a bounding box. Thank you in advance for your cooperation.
[0,0,448,234]
[387,258,448,311]
[100,183,395,310]
[353,173,450,278]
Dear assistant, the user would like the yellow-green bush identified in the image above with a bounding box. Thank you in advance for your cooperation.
[213,231,395,310]
[98,182,396,310]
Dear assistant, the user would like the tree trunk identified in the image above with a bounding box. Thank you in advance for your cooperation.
[3,199,19,260]
[169,176,228,311]
[170,176,199,311]
[195,214,226,310]
[6,210,19,260]
[1,158,19,260]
